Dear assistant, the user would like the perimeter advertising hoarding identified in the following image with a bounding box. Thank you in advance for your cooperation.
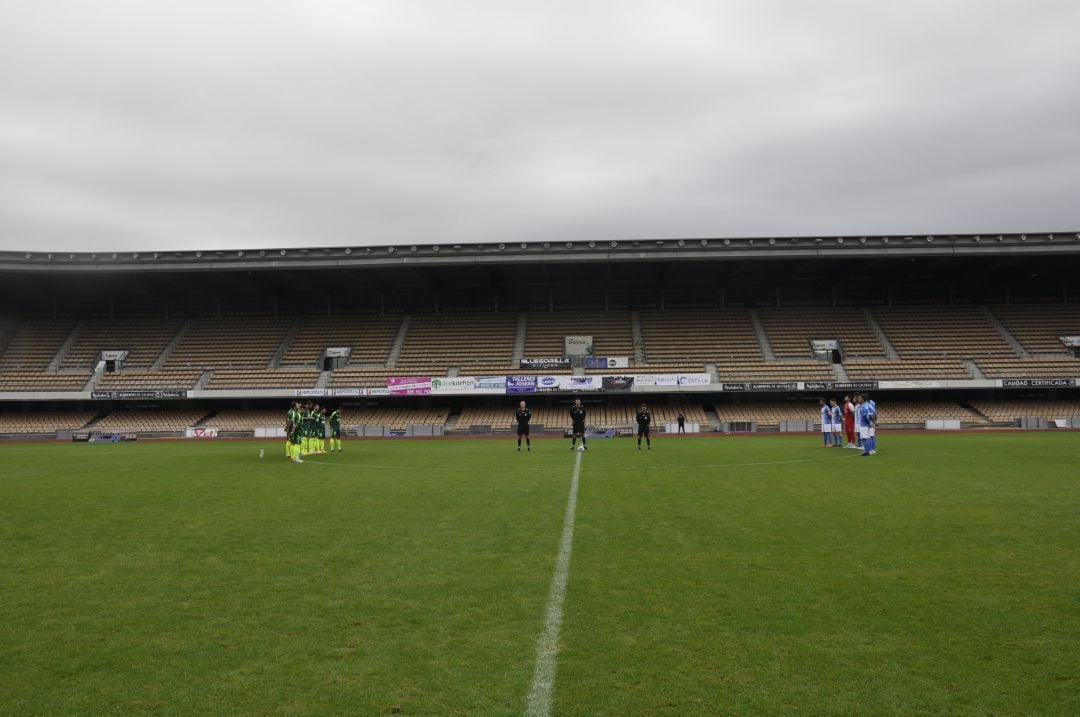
[474,376,507,393]
[722,382,798,392]
[91,390,188,400]
[602,376,635,391]
[535,375,563,392]
[634,374,679,386]
[431,377,477,395]
[506,376,537,394]
[387,377,432,395]
[520,358,572,370]
[803,381,879,391]
[585,356,630,369]
[558,376,602,391]
[677,374,712,386]
[999,378,1077,388]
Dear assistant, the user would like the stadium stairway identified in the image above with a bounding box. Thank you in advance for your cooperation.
[702,405,720,431]
[444,406,462,431]
[150,319,191,370]
[269,317,304,368]
[747,309,776,360]
[963,359,986,379]
[0,317,16,357]
[512,313,527,364]
[46,320,85,371]
[386,315,410,369]
[863,307,899,359]
[631,310,646,363]
[979,306,1030,357]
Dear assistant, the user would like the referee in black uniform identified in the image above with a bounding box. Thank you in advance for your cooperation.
[570,399,587,450]
[636,402,652,450]
[515,400,532,451]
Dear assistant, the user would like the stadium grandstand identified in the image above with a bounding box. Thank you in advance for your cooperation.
[2,231,1079,438]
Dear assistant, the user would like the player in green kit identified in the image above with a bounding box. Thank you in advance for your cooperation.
[328,407,342,452]
[314,404,327,454]
[287,402,304,462]
[300,403,313,456]
[285,403,295,459]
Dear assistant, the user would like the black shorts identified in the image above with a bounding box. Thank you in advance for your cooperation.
[330,427,340,438]
[638,425,651,437]
[572,422,586,435]
[517,424,530,437]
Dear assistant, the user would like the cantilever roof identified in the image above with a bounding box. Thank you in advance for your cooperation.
[2,231,1079,274]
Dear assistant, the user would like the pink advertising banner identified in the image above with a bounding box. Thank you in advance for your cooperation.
[387,377,432,395]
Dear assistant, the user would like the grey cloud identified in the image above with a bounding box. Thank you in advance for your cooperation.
[1,0,1078,252]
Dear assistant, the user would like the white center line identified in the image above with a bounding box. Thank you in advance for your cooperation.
[524,451,582,717]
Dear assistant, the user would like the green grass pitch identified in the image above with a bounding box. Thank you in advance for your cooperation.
[1,432,1078,716]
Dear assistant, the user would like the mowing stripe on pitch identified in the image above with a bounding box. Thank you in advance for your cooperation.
[524,450,582,717]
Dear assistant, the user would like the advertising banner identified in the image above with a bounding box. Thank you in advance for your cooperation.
[294,388,328,397]
[185,427,219,438]
[91,390,188,400]
[635,374,679,387]
[387,377,432,395]
[506,375,537,394]
[535,375,563,392]
[559,376,602,391]
[1000,378,1077,388]
[329,387,362,397]
[474,376,507,393]
[585,356,630,369]
[803,381,879,391]
[564,336,593,356]
[677,373,712,386]
[520,358,571,370]
[431,377,477,394]
[368,387,390,396]
[602,376,635,391]
[722,381,796,391]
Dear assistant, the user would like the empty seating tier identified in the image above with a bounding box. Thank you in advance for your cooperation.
[90,408,211,432]
[524,311,634,359]
[757,307,883,357]
[0,410,98,434]
[163,317,295,369]
[968,399,1080,422]
[206,369,319,389]
[0,319,77,369]
[281,315,403,366]
[640,308,759,369]
[870,306,1015,357]
[395,313,518,375]
[60,319,184,370]
[988,304,1080,355]
[844,359,971,380]
[715,360,834,381]
[0,371,90,391]
[975,357,1080,378]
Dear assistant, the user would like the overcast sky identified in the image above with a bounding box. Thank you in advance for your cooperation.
[1,1,1079,252]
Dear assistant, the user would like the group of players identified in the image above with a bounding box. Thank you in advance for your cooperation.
[284,402,342,463]
[819,394,879,456]
[514,398,657,451]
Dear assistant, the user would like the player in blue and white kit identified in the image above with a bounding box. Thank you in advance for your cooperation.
[856,395,870,456]
[864,394,878,455]
[830,399,843,447]
[819,399,832,447]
